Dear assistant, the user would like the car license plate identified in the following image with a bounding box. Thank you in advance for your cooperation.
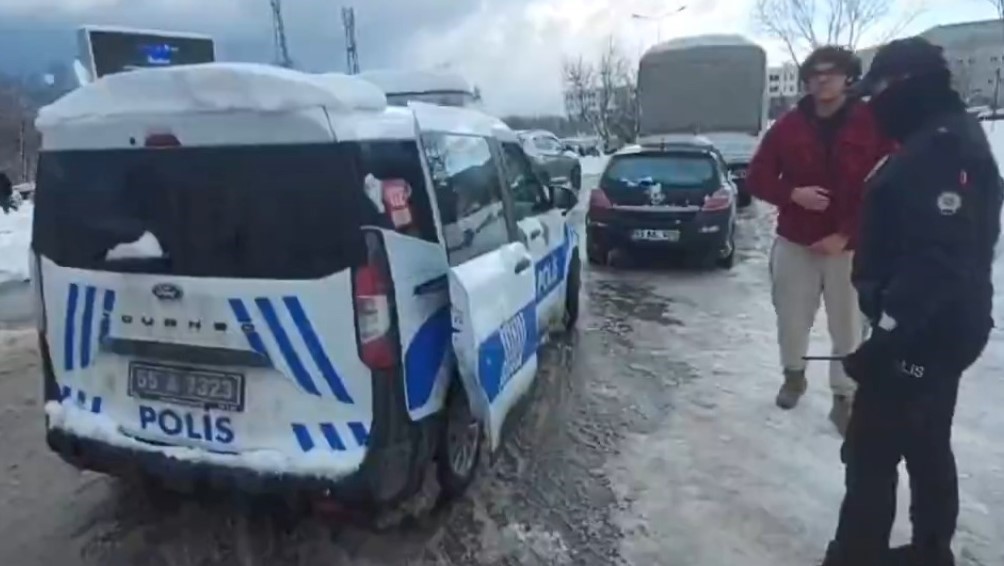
[632,229,680,242]
[128,362,245,412]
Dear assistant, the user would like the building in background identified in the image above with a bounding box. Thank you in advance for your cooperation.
[859,19,1004,107]
[767,62,800,118]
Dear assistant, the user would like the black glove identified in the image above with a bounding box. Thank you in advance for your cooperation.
[842,331,898,384]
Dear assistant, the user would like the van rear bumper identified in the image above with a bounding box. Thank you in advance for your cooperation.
[46,421,422,508]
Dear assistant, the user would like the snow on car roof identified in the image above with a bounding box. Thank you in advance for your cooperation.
[645,34,760,56]
[359,69,474,95]
[37,63,387,129]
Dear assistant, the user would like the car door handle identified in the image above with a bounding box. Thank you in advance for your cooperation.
[529,228,542,240]
[414,275,448,296]
[514,257,532,274]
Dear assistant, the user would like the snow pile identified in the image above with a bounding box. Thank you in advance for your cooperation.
[45,401,367,480]
[37,63,387,128]
[0,202,32,285]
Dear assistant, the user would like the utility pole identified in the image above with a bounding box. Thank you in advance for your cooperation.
[342,7,360,74]
[269,0,294,68]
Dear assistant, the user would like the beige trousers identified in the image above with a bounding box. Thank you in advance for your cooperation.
[769,236,863,398]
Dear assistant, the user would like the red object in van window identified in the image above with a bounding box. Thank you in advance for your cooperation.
[381,179,414,229]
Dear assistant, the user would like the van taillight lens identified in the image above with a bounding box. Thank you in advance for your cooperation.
[589,189,612,211]
[702,188,733,212]
[353,232,397,370]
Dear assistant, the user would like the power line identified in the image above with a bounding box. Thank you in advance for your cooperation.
[270,0,294,68]
[343,7,359,74]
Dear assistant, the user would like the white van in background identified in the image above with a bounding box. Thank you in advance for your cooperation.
[32,63,581,512]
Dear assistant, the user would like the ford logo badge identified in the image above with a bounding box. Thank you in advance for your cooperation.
[152,283,183,301]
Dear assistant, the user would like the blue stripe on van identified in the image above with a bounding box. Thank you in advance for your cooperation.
[99,290,116,342]
[255,298,321,397]
[228,299,272,364]
[79,286,97,369]
[404,306,452,411]
[320,423,346,451]
[348,422,370,447]
[283,297,354,404]
[291,423,315,452]
[63,284,80,371]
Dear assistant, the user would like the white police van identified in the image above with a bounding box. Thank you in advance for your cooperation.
[31,63,581,508]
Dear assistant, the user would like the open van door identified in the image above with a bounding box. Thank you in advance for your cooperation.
[449,241,538,452]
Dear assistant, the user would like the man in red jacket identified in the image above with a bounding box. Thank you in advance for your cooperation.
[747,46,893,435]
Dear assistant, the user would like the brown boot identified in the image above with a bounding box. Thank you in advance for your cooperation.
[829,395,853,437]
[775,369,807,409]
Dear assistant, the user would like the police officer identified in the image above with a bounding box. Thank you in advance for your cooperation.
[821,37,1002,566]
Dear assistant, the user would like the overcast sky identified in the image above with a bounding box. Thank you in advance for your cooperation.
[0,0,996,115]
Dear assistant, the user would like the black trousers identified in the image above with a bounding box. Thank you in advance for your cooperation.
[833,374,961,562]
[830,327,989,564]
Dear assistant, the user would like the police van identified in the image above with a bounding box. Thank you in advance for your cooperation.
[31,63,582,508]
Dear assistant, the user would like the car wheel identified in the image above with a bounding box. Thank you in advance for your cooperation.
[570,166,582,191]
[717,228,736,270]
[587,242,607,266]
[564,254,581,330]
[436,378,483,501]
[737,191,753,208]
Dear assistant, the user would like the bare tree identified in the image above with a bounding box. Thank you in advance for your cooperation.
[754,0,924,66]
[561,56,596,130]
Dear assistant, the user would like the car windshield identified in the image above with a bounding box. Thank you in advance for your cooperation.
[32,141,430,280]
[602,153,719,190]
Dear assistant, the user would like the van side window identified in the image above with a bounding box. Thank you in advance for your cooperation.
[357,140,438,243]
[422,133,510,265]
[499,142,549,221]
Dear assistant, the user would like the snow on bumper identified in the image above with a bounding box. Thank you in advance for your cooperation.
[45,401,365,483]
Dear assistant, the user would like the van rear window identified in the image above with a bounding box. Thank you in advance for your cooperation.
[32,141,434,279]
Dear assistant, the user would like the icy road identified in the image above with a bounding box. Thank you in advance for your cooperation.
[0,177,1002,566]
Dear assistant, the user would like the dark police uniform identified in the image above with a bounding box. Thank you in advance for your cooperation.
[834,109,1001,560]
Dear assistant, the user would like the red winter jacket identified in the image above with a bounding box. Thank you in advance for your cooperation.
[746,97,894,249]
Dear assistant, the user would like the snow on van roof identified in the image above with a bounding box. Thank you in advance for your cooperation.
[37,63,387,129]
[359,69,474,95]
[645,34,760,56]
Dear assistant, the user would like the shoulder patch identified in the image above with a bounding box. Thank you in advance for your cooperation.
[937,191,962,215]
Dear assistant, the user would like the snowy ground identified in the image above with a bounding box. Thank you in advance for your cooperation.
[0,131,1002,565]
[0,202,32,285]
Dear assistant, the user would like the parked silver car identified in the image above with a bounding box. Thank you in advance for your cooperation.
[517,130,583,189]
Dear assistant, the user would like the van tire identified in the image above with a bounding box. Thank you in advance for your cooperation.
[564,254,581,330]
[436,379,483,501]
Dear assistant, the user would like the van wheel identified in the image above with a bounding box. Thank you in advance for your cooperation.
[436,379,483,501]
[564,254,581,330]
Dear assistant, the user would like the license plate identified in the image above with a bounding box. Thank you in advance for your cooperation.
[128,362,245,412]
[632,229,680,242]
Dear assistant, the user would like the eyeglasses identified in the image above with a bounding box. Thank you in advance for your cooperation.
[806,68,846,81]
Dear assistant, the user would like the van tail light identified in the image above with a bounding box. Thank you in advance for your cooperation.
[353,231,398,371]
[589,189,612,212]
[702,188,733,212]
